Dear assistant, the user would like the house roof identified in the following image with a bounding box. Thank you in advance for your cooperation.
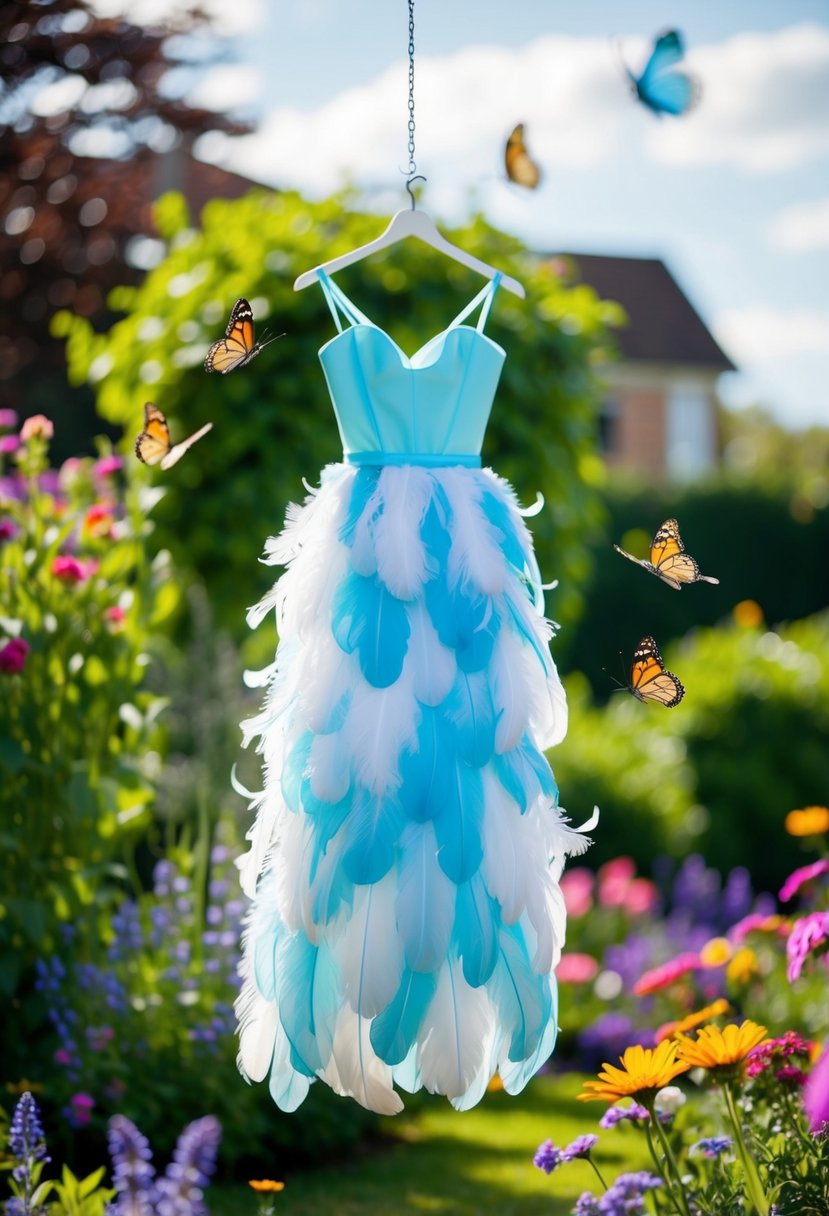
[557,252,736,372]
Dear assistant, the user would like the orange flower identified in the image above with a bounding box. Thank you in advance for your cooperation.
[785,807,829,837]
[676,1021,768,1074]
[487,1073,504,1093]
[578,1041,690,1105]
[655,999,732,1044]
[249,1180,285,1193]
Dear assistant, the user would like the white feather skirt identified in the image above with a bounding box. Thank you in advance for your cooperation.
[235,461,592,1115]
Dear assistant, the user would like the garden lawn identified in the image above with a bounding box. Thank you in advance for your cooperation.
[210,1072,650,1215]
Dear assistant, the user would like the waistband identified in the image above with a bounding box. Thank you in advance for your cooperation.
[346,451,481,468]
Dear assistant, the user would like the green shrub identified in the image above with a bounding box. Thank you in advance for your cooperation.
[56,189,620,642]
[555,613,829,889]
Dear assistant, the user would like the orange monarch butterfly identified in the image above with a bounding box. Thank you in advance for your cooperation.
[134,403,213,470]
[505,123,541,190]
[614,518,719,591]
[204,298,283,374]
[628,635,685,707]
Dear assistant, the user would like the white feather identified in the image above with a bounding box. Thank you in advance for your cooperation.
[334,875,403,1017]
[440,467,505,595]
[297,628,355,735]
[349,480,382,578]
[309,731,351,803]
[268,1017,312,1112]
[321,1005,404,1115]
[373,465,433,599]
[491,627,529,754]
[407,600,457,706]
[236,975,277,1083]
[342,665,420,795]
[419,960,492,1099]
[480,771,529,924]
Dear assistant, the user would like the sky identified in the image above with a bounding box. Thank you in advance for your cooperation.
[138,1,829,427]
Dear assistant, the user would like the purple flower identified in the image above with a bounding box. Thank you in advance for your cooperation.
[599,1102,650,1129]
[804,1045,829,1134]
[10,1092,49,1168]
[206,905,222,926]
[154,1116,222,1216]
[533,1139,562,1174]
[599,1172,662,1215]
[574,1195,601,1216]
[0,518,16,541]
[779,860,829,904]
[209,845,229,864]
[562,1133,599,1161]
[786,911,829,981]
[693,1136,732,1158]
[0,408,19,429]
[108,1114,157,1215]
[67,1092,95,1128]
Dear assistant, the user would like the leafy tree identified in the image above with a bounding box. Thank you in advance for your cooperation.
[0,0,249,455]
[58,188,621,644]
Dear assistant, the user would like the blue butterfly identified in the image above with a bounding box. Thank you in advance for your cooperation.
[627,29,699,117]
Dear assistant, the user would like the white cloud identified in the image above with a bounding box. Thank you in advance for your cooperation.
[714,305,829,361]
[186,65,263,112]
[646,24,829,172]
[768,198,829,251]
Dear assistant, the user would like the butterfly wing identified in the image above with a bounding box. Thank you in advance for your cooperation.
[635,29,699,116]
[612,543,662,578]
[135,403,172,466]
[505,123,542,189]
[629,636,685,707]
[159,422,214,470]
[651,519,720,586]
[204,298,256,373]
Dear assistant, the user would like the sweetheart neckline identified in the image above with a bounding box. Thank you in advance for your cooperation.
[319,322,505,371]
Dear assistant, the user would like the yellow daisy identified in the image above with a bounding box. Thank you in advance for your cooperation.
[699,937,733,967]
[676,1021,768,1074]
[655,998,732,1044]
[578,1041,690,1105]
[726,947,760,985]
[248,1180,285,1194]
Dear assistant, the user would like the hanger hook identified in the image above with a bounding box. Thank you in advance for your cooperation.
[405,174,426,210]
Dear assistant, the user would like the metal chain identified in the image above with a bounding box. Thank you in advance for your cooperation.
[406,0,416,178]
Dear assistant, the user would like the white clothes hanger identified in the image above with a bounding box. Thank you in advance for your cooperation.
[294,179,525,298]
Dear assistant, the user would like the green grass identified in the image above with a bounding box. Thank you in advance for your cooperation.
[210,1073,650,1216]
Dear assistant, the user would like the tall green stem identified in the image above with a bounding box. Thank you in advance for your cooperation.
[649,1107,693,1216]
[643,1118,687,1216]
[723,1082,770,1216]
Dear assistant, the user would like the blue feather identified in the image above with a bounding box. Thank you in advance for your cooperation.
[480,489,527,573]
[276,933,322,1075]
[445,671,496,767]
[268,1058,311,1113]
[496,923,553,1061]
[398,706,455,822]
[500,984,558,1095]
[455,592,499,673]
[253,923,280,1000]
[331,571,410,689]
[339,466,380,547]
[300,777,352,882]
[370,969,437,1065]
[433,760,484,883]
[281,732,313,813]
[341,787,405,884]
[493,734,558,813]
[454,875,499,986]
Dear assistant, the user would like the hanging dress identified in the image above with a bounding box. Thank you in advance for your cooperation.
[235,270,592,1115]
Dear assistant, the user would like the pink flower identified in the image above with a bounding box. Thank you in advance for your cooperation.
[624,877,659,917]
[633,952,700,996]
[105,605,126,631]
[729,912,789,943]
[0,434,19,454]
[804,1045,829,1133]
[20,414,53,442]
[561,867,594,918]
[54,1048,72,1066]
[94,454,123,478]
[51,555,96,583]
[556,953,599,983]
[597,856,636,907]
[779,860,829,903]
[0,409,18,429]
[786,912,829,982]
[0,518,16,541]
[88,1026,114,1051]
[68,1092,94,1126]
[84,502,115,538]
[0,637,29,675]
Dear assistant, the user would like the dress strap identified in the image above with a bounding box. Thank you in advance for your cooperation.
[317,269,374,333]
[447,272,503,333]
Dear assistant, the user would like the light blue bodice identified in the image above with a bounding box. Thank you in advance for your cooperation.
[317,270,505,467]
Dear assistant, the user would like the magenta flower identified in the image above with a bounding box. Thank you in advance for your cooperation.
[0,637,29,675]
[0,518,16,541]
[804,1045,829,1134]
[51,555,95,583]
[20,414,53,442]
[633,952,700,995]
[561,867,594,918]
[54,1048,72,1066]
[94,454,124,478]
[786,911,829,982]
[68,1093,94,1127]
[0,434,20,454]
[0,409,18,429]
[779,860,829,903]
